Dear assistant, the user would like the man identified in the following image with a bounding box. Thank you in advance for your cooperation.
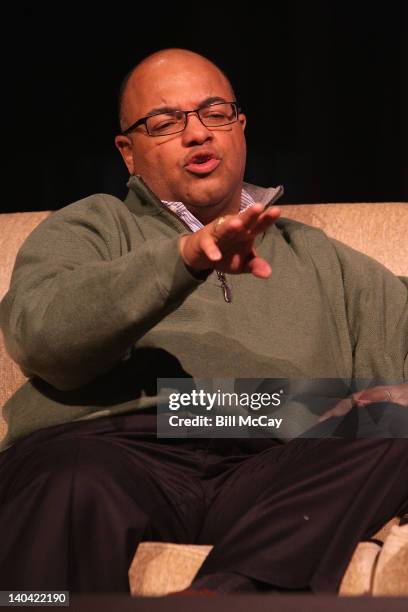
[0,48,407,594]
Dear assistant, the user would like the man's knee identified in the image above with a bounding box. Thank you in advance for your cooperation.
[1,436,149,517]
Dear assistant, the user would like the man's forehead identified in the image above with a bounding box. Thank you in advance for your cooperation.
[128,60,231,106]
[120,52,234,127]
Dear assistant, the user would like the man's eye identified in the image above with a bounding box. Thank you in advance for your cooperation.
[150,113,183,131]
[156,121,177,130]
[202,111,229,121]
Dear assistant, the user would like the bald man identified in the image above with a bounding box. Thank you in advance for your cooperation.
[0,48,407,595]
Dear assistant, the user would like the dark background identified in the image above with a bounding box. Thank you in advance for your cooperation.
[3,2,407,213]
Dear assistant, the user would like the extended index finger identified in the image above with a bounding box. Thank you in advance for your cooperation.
[253,207,281,234]
[210,204,280,244]
[238,203,266,231]
[232,203,281,236]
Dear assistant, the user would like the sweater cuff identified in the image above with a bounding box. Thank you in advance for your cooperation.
[184,264,213,281]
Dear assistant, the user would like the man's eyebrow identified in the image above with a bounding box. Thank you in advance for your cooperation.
[145,97,230,117]
[198,96,229,108]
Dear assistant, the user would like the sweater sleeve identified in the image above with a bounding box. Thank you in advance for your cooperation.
[0,195,206,391]
[329,237,408,381]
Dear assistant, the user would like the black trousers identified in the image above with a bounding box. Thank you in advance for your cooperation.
[0,410,407,593]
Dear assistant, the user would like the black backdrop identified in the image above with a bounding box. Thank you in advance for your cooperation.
[3,2,407,213]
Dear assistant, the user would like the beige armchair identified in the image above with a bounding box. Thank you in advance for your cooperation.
[0,202,407,596]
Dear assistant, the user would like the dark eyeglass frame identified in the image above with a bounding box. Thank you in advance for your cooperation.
[121,101,241,137]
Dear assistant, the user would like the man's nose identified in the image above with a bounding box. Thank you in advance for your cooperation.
[181,113,213,145]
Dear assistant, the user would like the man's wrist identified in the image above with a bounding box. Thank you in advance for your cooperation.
[178,235,212,279]
[185,264,212,280]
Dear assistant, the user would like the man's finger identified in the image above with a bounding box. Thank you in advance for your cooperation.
[239,203,265,232]
[318,396,356,422]
[245,253,272,278]
[240,206,281,238]
[200,234,222,261]
[211,205,280,245]
[253,207,281,234]
[211,215,242,241]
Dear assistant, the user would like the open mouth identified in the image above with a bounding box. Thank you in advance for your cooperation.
[185,154,221,175]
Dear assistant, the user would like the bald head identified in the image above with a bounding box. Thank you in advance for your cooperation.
[118,48,235,132]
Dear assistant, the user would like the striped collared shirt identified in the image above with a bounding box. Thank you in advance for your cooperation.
[162,188,255,232]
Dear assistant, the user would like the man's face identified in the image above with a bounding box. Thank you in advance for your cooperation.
[115,55,247,219]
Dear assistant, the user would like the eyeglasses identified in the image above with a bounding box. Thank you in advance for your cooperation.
[122,102,240,137]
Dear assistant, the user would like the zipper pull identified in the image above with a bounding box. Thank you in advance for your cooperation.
[217,271,232,303]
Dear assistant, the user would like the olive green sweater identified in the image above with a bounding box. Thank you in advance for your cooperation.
[0,177,407,450]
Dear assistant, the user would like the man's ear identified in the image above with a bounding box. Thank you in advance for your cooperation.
[239,113,247,131]
[114,135,135,174]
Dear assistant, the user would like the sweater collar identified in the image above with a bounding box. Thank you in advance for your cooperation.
[124,174,284,218]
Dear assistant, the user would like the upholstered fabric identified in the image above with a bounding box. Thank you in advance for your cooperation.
[128,542,213,597]
[280,203,408,277]
[335,523,408,597]
[0,212,51,438]
[339,541,382,596]
[372,524,408,595]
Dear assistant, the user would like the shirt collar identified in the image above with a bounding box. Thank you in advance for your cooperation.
[162,188,256,232]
